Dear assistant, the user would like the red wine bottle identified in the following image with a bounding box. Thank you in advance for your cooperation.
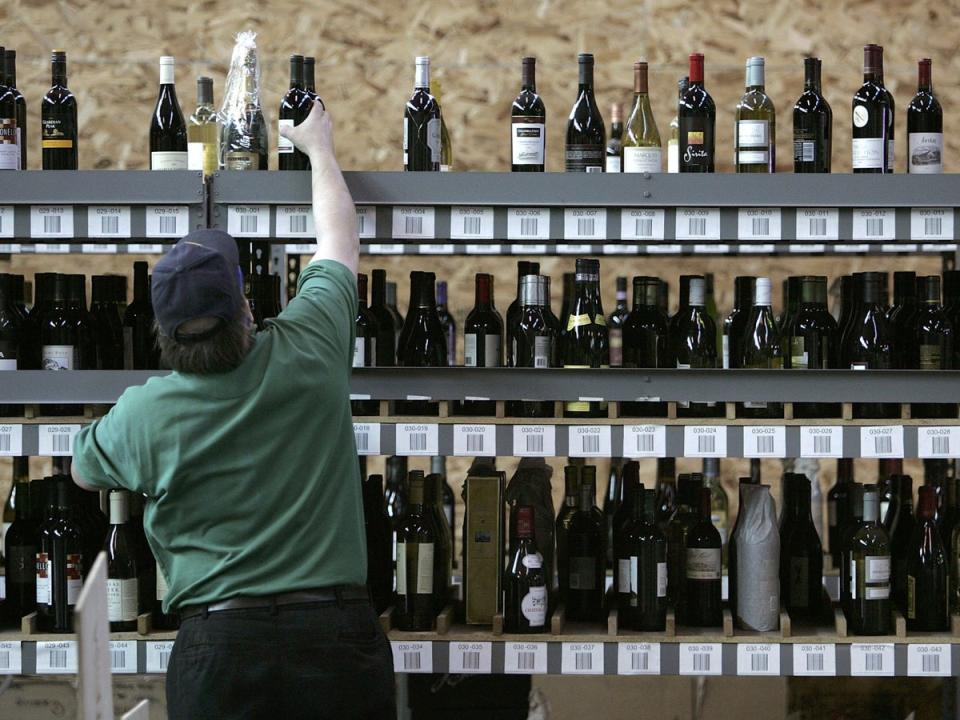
[564,469,604,621]
[906,485,948,631]
[793,57,832,173]
[683,487,723,627]
[395,471,439,631]
[511,57,546,172]
[3,463,36,624]
[41,51,77,170]
[504,505,548,633]
[149,57,188,170]
[907,58,942,174]
[278,54,312,171]
[852,44,892,174]
[565,54,605,173]
[37,475,84,633]
[679,53,715,173]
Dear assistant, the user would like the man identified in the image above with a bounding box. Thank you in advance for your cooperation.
[71,101,396,719]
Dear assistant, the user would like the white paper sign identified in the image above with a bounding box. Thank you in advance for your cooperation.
[275,206,315,238]
[793,643,836,676]
[449,642,492,673]
[683,426,727,457]
[850,643,895,677]
[512,425,556,457]
[353,423,381,455]
[450,207,494,240]
[911,208,953,241]
[110,640,139,674]
[795,208,839,241]
[564,208,606,240]
[568,425,612,458]
[36,640,79,674]
[0,424,23,456]
[38,424,81,456]
[737,208,781,240]
[860,426,904,458]
[395,423,439,456]
[742,426,786,458]
[679,643,722,676]
[504,642,547,674]
[622,424,666,458]
[227,205,270,238]
[799,426,844,458]
[676,208,721,240]
[0,206,13,238]
[907,644,951,677]
[145,641,175,673]
[852,208,896,241]
[0,641,22,674]
[507,208,550,241]
[561,642,603,675]
[87,206,131,238]
[355,207,376,239]
[620,209,665,240]
[30,206,74,238]
[146,206,188,238]
[617,642,660,675]
[391,641,433,673]
[737,643,780,676]
[918,426,960,458]
[392,207,436,239]
[453,424,496,457]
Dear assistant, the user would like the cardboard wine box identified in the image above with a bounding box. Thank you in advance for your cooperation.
[463,470,505,625]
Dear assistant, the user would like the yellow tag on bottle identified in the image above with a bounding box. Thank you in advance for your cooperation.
[566,313,591,331]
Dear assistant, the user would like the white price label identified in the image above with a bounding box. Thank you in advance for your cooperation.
[834,244,870,253]
[882,243,918,253]
[110,640,139,674]
[0,206,13,238]
[850,643,895,677]
[738,244,775,254]
[622,424,666,458]
[0,641,22,674]
[507,208,550,241]
[81,244,118,254]
[683,426,727,457]
[465,244,503,254]
[453,424,496,457]
[38,424,81,456]
[676,208,720,240]
[693,244,730,254]
[907,644,951,676]
[145,641,174,673]
[924,243,958,252]
[504,642,547,674]
[852,208,896,241]
[568,425,612,458]
[449,642,492,673]
[33,243,70,253]
[799,426,843,458]
[30,206,74,238]
[275,206,315,238]
[0,424,23,456]
[620,208,665,240]
[509,244,547,254]
[87,206,131,238]
[564,208,606,240]
[512,425,556,457]
[602,243,640,255]
[227,205,270,238]
[793,643,836,676]
[146,206,188,238]
[795,208,839,241]
[392,207,436,239]
[127,244,165,254]
[679,643,722,676]
[355,207,376,239]
[391,641,433,673]
[911,208,953,241]
[561,643,603,675]
[617,642,660,675]
[36,641,78,674]
[450,207,494,240]
[737,643,780,676]
[418,244,454,254]
[0,244,21,253]
[743,426,786,458]
[647,244,683,254]
[918,427,960,458]
[737,208,781,240]
[396,423,439,456]
[353,423,381,456]
[557,244,593,254]
[285,244,316,254]
[860,426,904,458]
[367,244,405,254]
[789,243,826,253]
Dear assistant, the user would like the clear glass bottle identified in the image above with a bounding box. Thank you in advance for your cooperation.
[187,77,220,175]
[734,56,776,173]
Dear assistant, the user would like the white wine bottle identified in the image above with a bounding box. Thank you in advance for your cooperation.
[187,77,220,175]
[734,56,776,173]
[667,76,687,173]
[623,61,662,173]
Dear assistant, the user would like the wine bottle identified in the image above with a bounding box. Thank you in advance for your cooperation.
[842,273,897,418]
[829,460,855,567]
[556,465,579,596]
[911,276,955,419]
[655,458,677,528]
[369,270,397,367]
[362,474,393,614]
[879,459,902,527]
[679,53,715,173]
[852,44,891,174]
[793,57,832,172]
[906,59,942,173]
[786,277,840,420]
[620,276,670,417]
[605,103,623,173]
[0,48,22,171]
[723,276,756,370]
[0,274,19,415]
[559,272,575,333]
[612,461,640,570]
[436,281,456,367]
[397,272,446,415]
[4,462,36,623]
[886,474,916,611]
[67,274,96,371]
[187,77,220,175]
[739,277,783,419]
[149,57,188,170]
[104,490,139,632]
[463,273,503,369]
[684,487,723,627]
[565,54,605,173]
[425,472,451,612]
[732,481,779,631]
[303,57,317,100]
[666,474,703,610]
[603,460,625,568]
[617,489,667,631]
[565,468,604,621]
[395,471,439,631]
[703,459,729,564]
[430,456,457,570]
[37,475,84,633]
[905,486,948,631]
[608,277,628,367]
[734,57,776,173]
[221,36,268,171]
[848,485,891,635]
[430,80,452,172]
[123,262,159,370]
[561,258,608,417]
[780,474,824,619]
[278,55,312,171]
[3,49,26,170]
[404,57,441,172]
[839,482,864,617]
[41,50,78,170]
[671,277,718,417]
[888,270,918,338]
[385,282,404,334]
[40,274,77,372]
[90,276,123,370]
[354,273,378,370]
[623,61,662,173]
[511,57,546,172]
[504,505,548,633]
[505,261,540,366]
[667,76,688,173]
[509,275,557,418]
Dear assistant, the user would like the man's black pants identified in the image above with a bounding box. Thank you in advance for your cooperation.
[167,598,396,719]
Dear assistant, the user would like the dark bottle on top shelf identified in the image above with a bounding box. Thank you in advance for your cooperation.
[780,474,824,619]
[149,57,188,170]
[511,57,546,173]
[4,461,36,623]
[621,276,669,418]
[671,276,719,418]
[362,474,394,614]
[848,485,891,635]
[90,276,124,370]
[723,276,755,370]
[508,274,557,418]
[793,57,832,173]
[504,505,548,633]
[683,487,723,627]
[37,475,84,633]
[852,44,892,174]
[104,489,140,632]
[369,270,397,367]
[887,474,916,611]
[505,261,539,366]
[738,277,783,419]
[608,277,628,367]
[786,276,840,418]
[564,467,604,621]
[907,58,943,174]
[617,487,667,631]
[124,262,159,370]
[906,485,948,631]
[436,281,456,367]
[395,471,439,631]
[561,258,608,418]
[3,49,27,170]
[404,57,441,172]
[41,51,77,170]
[565,54,605,173]
[841,272,898,419]
[678,53,715,173]
[278,54,312,171]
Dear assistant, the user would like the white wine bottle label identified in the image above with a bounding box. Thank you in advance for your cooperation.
[426,118,442,164]
[852,138,884,169]
[278,119,294,152]
[484,335,501,367]
[66,553,83,605]
[534,336,551,368]
[396,542,407,595]
[512,122,545,165]
[657,561,668,598]
[42,345,74,371]
[738,120,768,147]
[107,578,139,622]
[722,335,730,370]
[0,122,20,170]
[605,155,622,173]
[667,139,679,173]
[36,553,51,605]
[521,585,547,627]
[353,338,365,368]
[866,556,891,583]
[887,139,894,171]
[0,358,16,371]
[464,334,478,367]
[790,337,808,369]
[617,559,631,593]
[685,548,721,580]
[623,146,662,173]
[908,132,943,174]
[150,151,189,171]
[187,142,206,171]
[568,557,596,590]
[737,149,768,165]
[416,542,435,594]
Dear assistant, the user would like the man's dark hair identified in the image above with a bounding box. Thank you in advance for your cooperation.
[156,314,254,374]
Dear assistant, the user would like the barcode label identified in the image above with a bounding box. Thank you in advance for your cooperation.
[36,641,78,674]
[556,244,593,254]
[276,206,315,238]
[793,644,835,676]
[110,640,138,674]
[0,424,23,456]
[355,206,376,238]
[851,644,894,676]
[743,426,786,458]
[676,208,720,240]
[602,243,640,254]
[907,644,951,676]
[561,643,603,675]
[507,208,550,240]
[32,243,70,253]
[367,244,405,254]
[228,205,270,237]
[38,424,81,456]
[799,426,843,458]
[146,206,188,237]
[737,644,779,676]
[738,244,775,254]
[679,644,721,676]
[852,209,895,241]
[505,643,547,674]
[127,244,166,253]
[391,641,433,673]
[392,207,435,239]
[454,424,496,457]
[911,208,953,241]
[418,244,454,254]
[738,208,781,240]
[564,208,606,240]
[693,243,730,254]
[919,427,960,458]
[617,643,660,675]
[0,207,13,238]
[513,425,556,457]
[465,244,503,254]
[860,426,904,458]
[146,641,175,673]
[450,642,492,673]
[87,206,131,238]
[352,423,381,456]
[568,425,612,458]
[0,641,22,674]
[620,209,665,240]
[31,206,74,238]
[450,207,494,240]
[683,426,727,457]
[81,243,118,254]
[396,423,439,456]
[623,424,666,458]
[795,208,839,240]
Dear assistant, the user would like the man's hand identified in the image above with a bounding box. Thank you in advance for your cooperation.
[279,100,334,161]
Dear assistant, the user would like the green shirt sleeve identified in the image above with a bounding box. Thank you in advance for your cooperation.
[72,397,144,494]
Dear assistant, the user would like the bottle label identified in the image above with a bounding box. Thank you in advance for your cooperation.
[225,151,259,171]
[416,543,434,594]
[0,338,17,369]
[188,142,218,173]
[150,151,189,171]
[0,119,20,170]
[568,556,597,590]
[353,338,365,368]
[66,553,83,605]
[521,553,542,570]
[738,119,768,148]
[402,121,408,166]
[278,119,295,152]
[866,555,890,583]
[907,575,916,619]
[8,545,35,583]
[686,548,721,580]
[465,334,477,367]
[426,118,442,164]
[852,138,884,169]
[605,155,622,173]
[624,146,662,173]
[617,558,631,593]
[887,139,894,172]
[511,121,545,165]
[521,585,547,627]
[36,553,51,605]
[790,337,808,369]
[396,542,406,595]
[667,139,679,173]
[107,578,139,622]
[853,105,869,128]
[794,139,816,164]
[657,561,668,598]
[565,144,605,173]
[789,557,810,607]
[679,116,714,171]
[42,345,74,371]
[533,336,551,369]
[42,118,73,148]
[908,132,943,174]
[156,562,169,601]
[722,335,730,369]
[484,335,502,367]
[566,313,592,331]
[920,344,942,369]
[855,555,891,600]
[609,328,623,367]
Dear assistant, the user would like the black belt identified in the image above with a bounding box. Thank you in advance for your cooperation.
[180,586,370,620]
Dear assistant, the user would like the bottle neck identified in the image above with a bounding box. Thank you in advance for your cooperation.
[371,273,386,307]
[862,491,879,524]
[357,275,369,308]
[14,482,29,520]
[578,59,594,91]
[52,62,67,86]
[918,60,933,92]
[109,491,130,525]
[415,60,430,90]
[745,60,765,91]
[633,63,648,95]
[632,279,660,309]
[474,274,494,309]
[521,59,536,92]
[578,482,595,512]
[804,60,821,92]
[688,56,704,85]
[290,58,304,89]
[159,60,175,86]
[412,274,436,309]
[197,79,213,106]
[133,265,148,303]
[6,53,16,87]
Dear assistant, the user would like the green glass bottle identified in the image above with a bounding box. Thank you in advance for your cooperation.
[849,485,891,635]
[734,56,776,173]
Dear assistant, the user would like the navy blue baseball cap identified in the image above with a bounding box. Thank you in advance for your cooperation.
[152,229,245,341]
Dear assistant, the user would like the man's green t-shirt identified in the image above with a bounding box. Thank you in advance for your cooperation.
[73,260,365,612]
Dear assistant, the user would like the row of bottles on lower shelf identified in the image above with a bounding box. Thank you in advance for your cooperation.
[362,455,959,636]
